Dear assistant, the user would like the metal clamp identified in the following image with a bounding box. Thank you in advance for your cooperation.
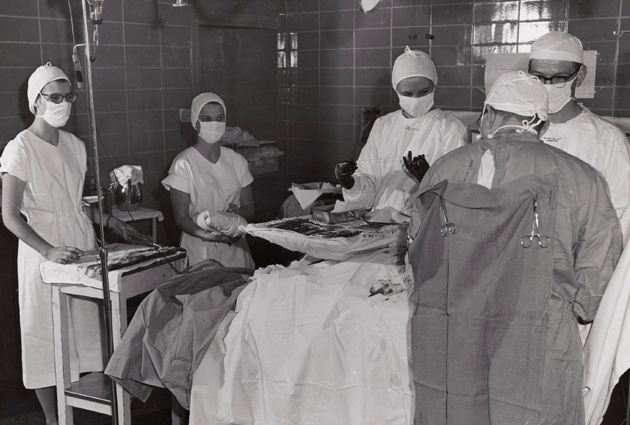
[521,196,549,249]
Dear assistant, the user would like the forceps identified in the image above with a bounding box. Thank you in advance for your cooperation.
[520,197,549,249]
[440,197,457,237]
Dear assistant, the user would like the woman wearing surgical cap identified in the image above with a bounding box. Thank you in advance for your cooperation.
[335,47,470,223]
[162,93,255,269]
[0,63,140,424]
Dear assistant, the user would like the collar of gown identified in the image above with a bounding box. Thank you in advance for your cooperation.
[480,131,542,150]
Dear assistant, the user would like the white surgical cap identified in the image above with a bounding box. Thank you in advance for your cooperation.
[191,92,226,128]
[530,31,583,64]
[485,71,548,121]
[27,63,70,114]
[392,46,438,90]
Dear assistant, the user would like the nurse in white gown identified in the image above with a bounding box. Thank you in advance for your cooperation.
[0,64,140,425]
[162,93,255,269]
[335,47,470,222]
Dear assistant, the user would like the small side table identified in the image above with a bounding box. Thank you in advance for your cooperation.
[111,206,164,244]
[43,246,187,425]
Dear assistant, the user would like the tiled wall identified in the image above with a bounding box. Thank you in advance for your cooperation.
[0,0,197,212]
[281,0,630,183]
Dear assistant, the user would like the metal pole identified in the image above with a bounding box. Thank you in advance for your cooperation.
[79,1,119,423]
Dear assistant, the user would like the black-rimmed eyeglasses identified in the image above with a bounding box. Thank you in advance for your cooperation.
[40,92,78,104]
[528,67,581,88]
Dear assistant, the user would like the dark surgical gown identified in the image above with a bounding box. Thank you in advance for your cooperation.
[408,132,622,425]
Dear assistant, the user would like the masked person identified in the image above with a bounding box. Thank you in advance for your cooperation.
[0,63,140,425]
[408,71,622,425]
[529,31,630,219]
[334,47,470,223]
[162,93,255,269]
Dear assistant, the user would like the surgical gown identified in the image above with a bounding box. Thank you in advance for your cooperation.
[0,130,105,389]
[162,146,255,269]
[541,106,630,218]
[344,109,468,221]
[409,133,622,425]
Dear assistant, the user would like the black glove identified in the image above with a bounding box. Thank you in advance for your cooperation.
[335,159,358,189]
[403,151,430,183]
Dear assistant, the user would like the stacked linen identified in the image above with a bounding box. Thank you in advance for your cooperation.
[189,248,414,425]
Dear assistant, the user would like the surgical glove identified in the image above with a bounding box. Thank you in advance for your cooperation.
[403,151,430,183]
[335,159,358,189]
[195,210,247,238]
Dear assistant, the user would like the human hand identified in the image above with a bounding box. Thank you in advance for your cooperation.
[45,246,84,264]
[225,203,240,214]
[201,230,235,245]
[108,218,142,242]
[334,159,357,189]
[403,151,430,183]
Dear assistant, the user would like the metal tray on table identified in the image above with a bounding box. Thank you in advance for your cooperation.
[311,204,366,224]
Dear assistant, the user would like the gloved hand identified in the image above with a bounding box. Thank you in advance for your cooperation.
[403,151,430,183]
[334,159,358,189]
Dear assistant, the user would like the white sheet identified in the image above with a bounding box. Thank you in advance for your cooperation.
[189,249,414,425]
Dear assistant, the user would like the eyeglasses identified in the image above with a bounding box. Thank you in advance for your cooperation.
[528,67,581,88]
[40,92,78,104]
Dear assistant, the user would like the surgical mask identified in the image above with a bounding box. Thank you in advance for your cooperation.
[198,121,226,144]
[39,100,71,128]
[398,92,434,119]
[545,79,575,114]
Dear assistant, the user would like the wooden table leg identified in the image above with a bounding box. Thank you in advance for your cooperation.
[52,286,74,425]
[110,290,132,424]
[152,217,158,244]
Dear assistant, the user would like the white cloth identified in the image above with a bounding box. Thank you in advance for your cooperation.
[111,164,143,186]
[27,63,70,114]
[162,146,254,269]
[485,71,548,121]
[191,92,226,129]
[344,109,468,221]
[0,130,104,388]
[582,206,630,425]
[541,106,630,219]
[530,31,584,64]
[189,249,414,425]
[291,182,339,209]
[392,46,437,88]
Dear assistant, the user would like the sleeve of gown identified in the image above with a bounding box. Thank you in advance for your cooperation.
[237,154,254,188]
[572,174,623,322]
[0,139,28,182]
[161,158,190,193]
[601,126,630,219]
[440,118,470,157]
[342,117,382,209]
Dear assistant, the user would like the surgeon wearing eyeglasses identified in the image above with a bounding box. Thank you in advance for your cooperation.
[0,64,140,424]
[528,31,630,220]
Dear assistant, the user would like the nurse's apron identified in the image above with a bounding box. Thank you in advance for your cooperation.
[409,175,558,425]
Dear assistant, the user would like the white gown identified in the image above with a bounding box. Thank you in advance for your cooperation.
[0,130,105,389]
[344,109,469,221]
[541,106,630,219]
[162,146,255,269]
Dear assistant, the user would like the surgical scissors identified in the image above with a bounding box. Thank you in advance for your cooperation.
[521,197,549,249]
[440,197,457,237]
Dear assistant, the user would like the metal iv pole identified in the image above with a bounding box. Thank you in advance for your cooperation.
[79,1,119,423]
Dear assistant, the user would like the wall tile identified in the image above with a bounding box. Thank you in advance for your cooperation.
[432,25,472,46]
[0,68,33,93]
[320,11,355,30]
[354,7,391,29]
[299,32,320,50]
[319,123,354,142]
[320,104,355,123]
[163,108,183,130]
[92,68,127,90]
[321,86,354,105]
[474,2,519,23]
[392,6,431,27]
[165,128,192,151]
[296,68,320,86]
[125,23,160,46]
[158,3,191,26]
[319,141,356,172]
[292,87,320,104]
[126,46,161,67]
[162,46,191,67]
[472,66,485,87]
[615,64,630,86]
[583,41,617,63]
[433,46,472,66]
[0,17,38,42]
[163,88,193,110]
[95,133,129,157]
[0,0,38,17]
[518,21,567,43]
[472,44,517,64]
[160,26,191,47]
[569,0,620,19]
[355,67,390,87]
[392,27,430,48]
[0,92,24,118]
[288,0,319,13]
[568,19,619,42]
[321,68,354,86]
[0,117,28,140]
[287,12,319,32]
[320,30,354,49]
[356,28,391,48]
[520,1,567,21]
[299,50,320,68]
[90,45,126,67]
[321,0,356,11]
[436,67,472,86]
[474,22,518,45]
[288,104,320,123]
[1,43,40,67]
[355,48,391,67]
[94,89,127,113]
[90,22,124,45]
[321,49,353,68]
[129,130,164,153]
[127,68,162,89]
[95,112,129,135]
[124,0,159,24]
[354,87,391,106]
[434,87,471,108]
[127,89,162,111]
[288,121,319,140]
[128,110,163,133]
[582,87,614,109]
[595,64,615,86]
[433,4,473,26]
